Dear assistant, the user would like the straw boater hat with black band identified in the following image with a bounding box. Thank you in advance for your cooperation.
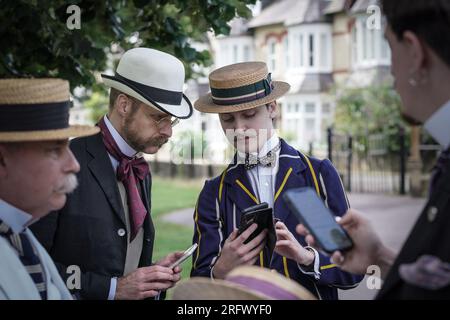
[172,266,316,300]
[0,78,99,142]
[194,61,290,113]
[101,47,193,119]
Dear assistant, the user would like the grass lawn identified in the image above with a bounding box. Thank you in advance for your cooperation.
[150,177,204,290]
[150,177,204,218]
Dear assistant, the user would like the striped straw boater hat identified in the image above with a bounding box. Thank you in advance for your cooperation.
[194,61,290,113]
[172,266,316,300]
[0,78,99,142]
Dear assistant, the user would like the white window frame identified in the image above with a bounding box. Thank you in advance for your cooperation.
[352,15,391,69]
[283,36,290,69]
[287,24,332,74]
[267,37,277,72]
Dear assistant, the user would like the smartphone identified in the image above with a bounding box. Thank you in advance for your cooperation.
[237,202,273,244]
[169,243,198,269]
[283,187,353,254]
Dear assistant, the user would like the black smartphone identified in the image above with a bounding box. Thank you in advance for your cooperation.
[238,202,272,244]
[283,187,353,254]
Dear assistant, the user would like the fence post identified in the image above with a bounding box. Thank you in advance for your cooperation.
[327,127,333,162]
[399,126,406,195]
[309,142,313,156]
[347,135,353,192]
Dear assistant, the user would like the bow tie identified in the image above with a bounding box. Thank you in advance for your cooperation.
[244,142,281,170]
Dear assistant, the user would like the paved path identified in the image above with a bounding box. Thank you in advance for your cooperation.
[338,193,425,299]
[162,193,427,300]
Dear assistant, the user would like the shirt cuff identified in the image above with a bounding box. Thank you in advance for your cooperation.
[297,246,321,280]
[108,277,117,300]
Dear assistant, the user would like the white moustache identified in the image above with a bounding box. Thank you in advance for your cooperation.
[56,174,78,194]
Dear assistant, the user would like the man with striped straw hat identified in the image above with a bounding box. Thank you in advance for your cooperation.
[191,61,363,299]
[0,78,99,299]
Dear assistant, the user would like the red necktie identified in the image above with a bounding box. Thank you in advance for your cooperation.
[98,118,149,240]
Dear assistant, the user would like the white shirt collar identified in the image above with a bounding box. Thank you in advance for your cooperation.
[0,199,34,233]
[103,115,137,158]
[257,133,280,157]
[424,100,450,150]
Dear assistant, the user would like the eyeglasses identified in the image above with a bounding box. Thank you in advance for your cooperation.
[150,115,180,129]
[123,94,180,129]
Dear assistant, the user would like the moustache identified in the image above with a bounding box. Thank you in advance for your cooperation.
[149,136,169,147]
[55,174,78,194]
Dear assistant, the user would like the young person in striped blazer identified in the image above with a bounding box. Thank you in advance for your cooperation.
[190,62,363,300]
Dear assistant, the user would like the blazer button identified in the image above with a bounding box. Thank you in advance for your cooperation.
[427,206,438,222]
[118,228,126,237]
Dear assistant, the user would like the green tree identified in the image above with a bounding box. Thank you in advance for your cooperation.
[83,90,109,123]
[334,84,410,153]
[0,0,256,91]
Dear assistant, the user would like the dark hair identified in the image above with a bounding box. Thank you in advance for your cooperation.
[381,0,450,67]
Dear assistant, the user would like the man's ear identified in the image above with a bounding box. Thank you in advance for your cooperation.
[268,101,278,119]
[115,94,132,117]
[0,145,8,176]
[403,30,429,77]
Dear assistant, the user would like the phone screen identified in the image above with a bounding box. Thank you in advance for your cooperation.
[283,187,353,253]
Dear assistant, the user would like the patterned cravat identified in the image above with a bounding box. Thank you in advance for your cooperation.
[97,118,149,241]
[244,142,281,170]
[0,220,47,299]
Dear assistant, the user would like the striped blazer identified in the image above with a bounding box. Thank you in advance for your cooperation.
[191,139,363,300]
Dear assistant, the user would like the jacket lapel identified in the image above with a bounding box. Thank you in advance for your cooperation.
[26,230,73,300]
[273,139,308,223]
[223,158,260,214]
[86,133,126,226]
[223,140,309,219]
[140,174,151,213]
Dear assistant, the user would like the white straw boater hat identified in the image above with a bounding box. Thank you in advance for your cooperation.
[101,47,193,119]
[0,78,99,142]
[195,61,290,113]
[172,266,316,300]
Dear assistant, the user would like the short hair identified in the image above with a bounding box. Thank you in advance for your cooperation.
[381,0,450,67]
[108,87,121,110]
[108,88,141,112]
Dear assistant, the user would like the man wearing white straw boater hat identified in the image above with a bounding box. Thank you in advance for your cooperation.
[31,48,193,300]
[0,78,99,299]
[191,61,363,300]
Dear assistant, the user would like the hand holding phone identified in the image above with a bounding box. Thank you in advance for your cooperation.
[238,202,272,244]
[283,187,353,254]
[168,243,198,269]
